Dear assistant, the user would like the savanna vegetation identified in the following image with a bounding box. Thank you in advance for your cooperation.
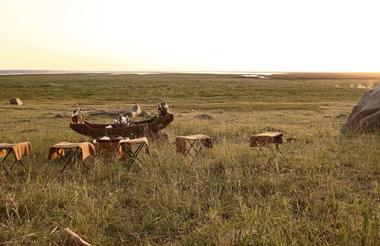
[0,73,379,245]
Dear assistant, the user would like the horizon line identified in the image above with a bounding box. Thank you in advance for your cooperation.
[1,69,380,74]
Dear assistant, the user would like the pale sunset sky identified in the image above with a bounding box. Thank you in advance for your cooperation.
[0,0,379,72]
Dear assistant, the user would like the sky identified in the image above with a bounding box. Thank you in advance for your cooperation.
[0,0,379,72]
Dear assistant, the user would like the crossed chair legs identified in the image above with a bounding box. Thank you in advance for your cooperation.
[1,150,28,174]
[182,140,204,163]
[120,143,150,169]
[54,148,90,173]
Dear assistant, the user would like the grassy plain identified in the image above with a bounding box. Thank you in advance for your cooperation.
[0,73,379,245]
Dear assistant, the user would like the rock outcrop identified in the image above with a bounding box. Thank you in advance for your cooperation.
[342,85,380,133]
[10,98,23,105]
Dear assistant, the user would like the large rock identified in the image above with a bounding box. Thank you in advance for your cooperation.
[342,86,380,133]
[131,104,141,114]
[131,104,141,118]
[10,98,23,106]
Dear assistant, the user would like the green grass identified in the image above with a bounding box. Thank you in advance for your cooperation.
[0,74,379,245]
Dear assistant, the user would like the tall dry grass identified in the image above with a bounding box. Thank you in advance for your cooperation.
[0,74,379,244]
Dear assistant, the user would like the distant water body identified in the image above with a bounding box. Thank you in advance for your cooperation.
[0,70,285,77]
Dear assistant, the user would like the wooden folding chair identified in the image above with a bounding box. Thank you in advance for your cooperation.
[0,142,31,173]
[250,132,284,152]
[48,142,96,173]
[55,147,87,173]
[92,136,123,155]
[117,137,150,168]
[176,134,213,163]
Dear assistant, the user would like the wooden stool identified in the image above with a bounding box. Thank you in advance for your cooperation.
[176,134,213,162]
[116,137,150,168]
[250,132,283,150]
[93,136,123,155]
[48,142,96,173]
[0,142,31,173]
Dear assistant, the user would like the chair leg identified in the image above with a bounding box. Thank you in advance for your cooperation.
[60,148,90,173]
[134,144,144,162]
[61,150,75,173]
[126,152,141,168]
[61,159,70,173]
[122,145,133,168]
[74,147,90,170]
[184,140,203,164]
[190,145,202,164]
[275,144,283,154]
[125,144,145,169]
[184,140,197,157]
[9,159,28,172]
[18,159,28,171]
[256,146,265,157]
[145,146,151,156]
[129,155,143,169]
[8,160,17,171]
[1,151,28,173]
[81,159,90,170]
[1,153,10,172]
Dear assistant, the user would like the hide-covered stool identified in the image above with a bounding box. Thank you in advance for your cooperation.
[93,136,123,154]
[176,134,213,162]
[250,132,283,150]
[116,137,150,168]
[48,142,96,173]
[0,141,32,172]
